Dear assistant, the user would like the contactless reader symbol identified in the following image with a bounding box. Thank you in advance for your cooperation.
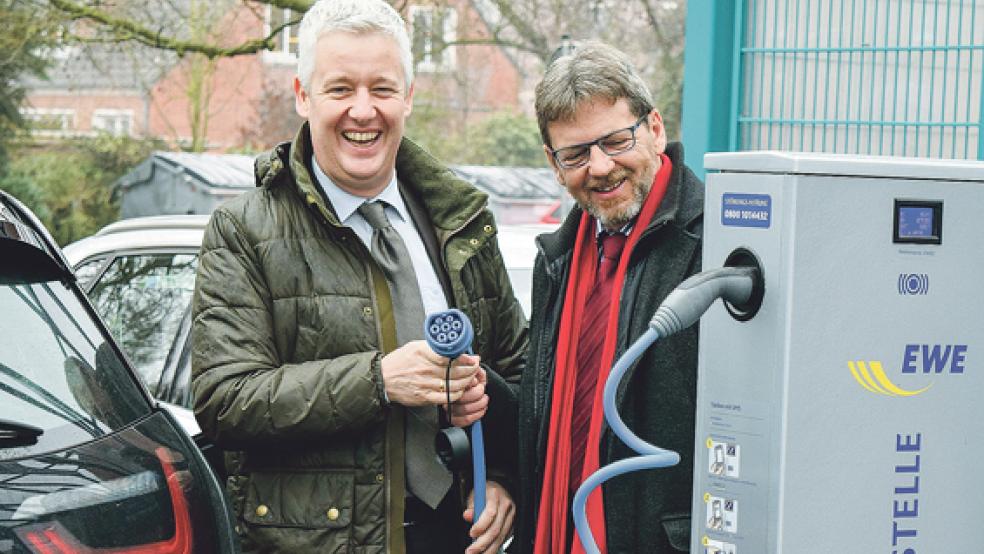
[898,273,929,295]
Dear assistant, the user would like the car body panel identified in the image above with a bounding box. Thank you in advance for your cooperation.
[0,192,237,553]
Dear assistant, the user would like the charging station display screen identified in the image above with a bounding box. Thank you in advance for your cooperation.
[898,207,933,237]
[894,200,942,244]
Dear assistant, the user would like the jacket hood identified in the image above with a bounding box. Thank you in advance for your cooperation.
[254,123,489,231]
[536,141,703,265]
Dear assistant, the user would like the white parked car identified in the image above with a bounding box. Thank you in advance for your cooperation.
[64,215,550,413]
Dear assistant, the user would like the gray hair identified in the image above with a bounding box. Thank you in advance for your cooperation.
[535,40,654,147]
[297,0,413,91]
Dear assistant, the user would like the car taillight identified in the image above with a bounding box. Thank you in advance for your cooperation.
[16,448,193,554]
[540,200,562,224]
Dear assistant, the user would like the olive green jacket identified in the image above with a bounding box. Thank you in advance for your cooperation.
[191,125,527,553]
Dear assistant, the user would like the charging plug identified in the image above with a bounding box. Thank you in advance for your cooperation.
[649,251,764,337]
[423,308,488,521]
[425,309,474,358]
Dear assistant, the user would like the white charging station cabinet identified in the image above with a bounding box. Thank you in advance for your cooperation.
[691,152,984,554]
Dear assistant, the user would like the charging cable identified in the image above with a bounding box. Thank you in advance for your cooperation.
[425,309,487,521]
[572,265,760,554]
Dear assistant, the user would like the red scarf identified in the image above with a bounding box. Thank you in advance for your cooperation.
[534,155,672,554]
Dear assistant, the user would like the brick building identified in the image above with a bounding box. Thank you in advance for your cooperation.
[21,0,528,152]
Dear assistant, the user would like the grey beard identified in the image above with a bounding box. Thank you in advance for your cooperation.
[582,176,653,230]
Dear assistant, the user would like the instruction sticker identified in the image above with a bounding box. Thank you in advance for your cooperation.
[703,536,737,554]
[705,494,739,533]
[707,439,741,479]
[722,193,771,228]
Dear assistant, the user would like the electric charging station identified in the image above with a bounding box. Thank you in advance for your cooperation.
[691,152,984,554]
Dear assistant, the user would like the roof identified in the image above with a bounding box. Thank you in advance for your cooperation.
[63,228,206,267]
[22,44,176,92]
[117,151,255,192]
[117,152,558,200]
[154,152,255,189]
[451,165,558,199]
[23,0,193,92]
[95,214,211,236]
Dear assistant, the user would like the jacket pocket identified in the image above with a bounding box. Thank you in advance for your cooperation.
[243,470,355,529]
[660,512,691,552]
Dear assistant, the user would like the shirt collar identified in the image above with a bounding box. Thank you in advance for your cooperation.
[310,157,407,225]
[595,218,633,238]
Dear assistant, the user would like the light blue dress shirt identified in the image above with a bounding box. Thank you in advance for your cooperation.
[310,159,449,320]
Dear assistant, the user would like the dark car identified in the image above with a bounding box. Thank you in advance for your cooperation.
[0,192,238,553]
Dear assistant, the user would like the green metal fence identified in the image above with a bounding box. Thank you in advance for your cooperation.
[683,0,984,176]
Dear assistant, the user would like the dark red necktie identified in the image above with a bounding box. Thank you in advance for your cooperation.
[569,232,627,498]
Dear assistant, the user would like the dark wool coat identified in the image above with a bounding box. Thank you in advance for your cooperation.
[515,142,704,553]
[192,124,527,553]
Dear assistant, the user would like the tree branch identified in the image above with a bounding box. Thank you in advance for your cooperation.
[442,35,547,58]
[638,0,672,51]
[485,0,551,61]
[261,0,314,11]
[47,0,295,58]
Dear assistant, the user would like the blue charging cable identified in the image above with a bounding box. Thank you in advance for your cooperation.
[424,308,487,521]
[571,266,760,553]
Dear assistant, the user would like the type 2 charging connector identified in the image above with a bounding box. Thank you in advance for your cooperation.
[650,264,762,337]
[572,251,764,554]
[425,309,487,523]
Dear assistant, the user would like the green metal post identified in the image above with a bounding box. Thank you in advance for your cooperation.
[728,0,745,152]
[979,45,984,160]
[681,0,739,180]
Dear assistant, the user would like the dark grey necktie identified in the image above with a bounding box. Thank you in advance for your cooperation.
[357,200,452,509]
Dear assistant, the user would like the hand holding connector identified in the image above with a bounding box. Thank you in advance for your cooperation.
[424,309,488,523]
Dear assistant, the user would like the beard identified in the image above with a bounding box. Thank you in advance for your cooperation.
[579,168,654,230]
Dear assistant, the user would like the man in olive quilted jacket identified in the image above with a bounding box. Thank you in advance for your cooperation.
[191,1,527,553]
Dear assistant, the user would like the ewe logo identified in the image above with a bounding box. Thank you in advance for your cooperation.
[849,344,967,397]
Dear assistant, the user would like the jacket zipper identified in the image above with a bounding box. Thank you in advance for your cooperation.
[305,194,397,551]
[530,245,561,485]
[530,237,554,432]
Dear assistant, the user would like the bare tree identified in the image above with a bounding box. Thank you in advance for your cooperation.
[39,0,688,140]
[467,0,686,136]
[240,71,305,150]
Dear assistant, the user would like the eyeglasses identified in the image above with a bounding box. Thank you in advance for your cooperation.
[549,114,649,169]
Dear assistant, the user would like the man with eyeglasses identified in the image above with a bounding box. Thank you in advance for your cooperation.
[514,40,704,554]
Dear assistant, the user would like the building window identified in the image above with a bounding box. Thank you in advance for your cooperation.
[410,6,457,73]
[92,109,133,136]
[265,7,300,63]
[21,108,75,137]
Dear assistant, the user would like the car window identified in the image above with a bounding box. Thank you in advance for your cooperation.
[72,257,107,288]
[0,281,150,460]
[87,254,197,394]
